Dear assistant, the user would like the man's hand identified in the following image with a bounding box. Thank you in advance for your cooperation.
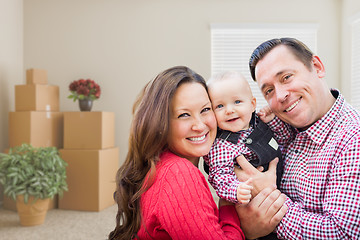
[234,155,277,197]
[235,186,288,239]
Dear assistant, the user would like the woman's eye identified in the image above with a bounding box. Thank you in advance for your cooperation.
[235,100,241,104]
[201,107,211,113]
[216,104,224,109]
[178,113,190,118]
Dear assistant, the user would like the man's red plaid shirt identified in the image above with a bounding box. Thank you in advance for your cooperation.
[271,90,360,239]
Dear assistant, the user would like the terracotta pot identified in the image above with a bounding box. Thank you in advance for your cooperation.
[16,195,50,226]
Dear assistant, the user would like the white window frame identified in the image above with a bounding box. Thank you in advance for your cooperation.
[211,23,318,110]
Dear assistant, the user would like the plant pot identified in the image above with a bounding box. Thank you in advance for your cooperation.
[16,195,50,226]
[79,99,93,111]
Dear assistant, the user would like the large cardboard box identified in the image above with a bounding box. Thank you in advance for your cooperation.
[26,68,47,85]
[15,84,59,111]
[58,148,119,211]
[9,111,64,148]
[64,112,115,149]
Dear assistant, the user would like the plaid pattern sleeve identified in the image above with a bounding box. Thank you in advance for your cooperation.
[205,138,246,203]
[276,90,360,239]
[267,116,297,145]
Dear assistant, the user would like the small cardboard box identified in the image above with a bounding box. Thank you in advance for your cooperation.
[64,112,115,149]
[26,68,47,85]
[58,148,119,211]
[9,111,64,148]
[15,84,59,111]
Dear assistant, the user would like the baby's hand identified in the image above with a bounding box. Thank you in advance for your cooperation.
[236,178,253,204]
[258,106,275,123]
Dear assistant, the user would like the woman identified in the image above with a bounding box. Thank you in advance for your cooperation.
[109,66,287,240]
[108,66,245,239]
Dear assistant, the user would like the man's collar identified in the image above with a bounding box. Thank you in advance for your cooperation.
[301,89,343,144]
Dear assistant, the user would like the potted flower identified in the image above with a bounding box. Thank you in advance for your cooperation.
[68,78,101,111]
[0,144,68,226]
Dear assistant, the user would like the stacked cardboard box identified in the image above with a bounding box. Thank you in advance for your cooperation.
[59,112,118,211]
[4,68,63,211]
[10,69,63,148]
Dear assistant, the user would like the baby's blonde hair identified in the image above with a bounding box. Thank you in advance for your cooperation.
[207,71,252,94]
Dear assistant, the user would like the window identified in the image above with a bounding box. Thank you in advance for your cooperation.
[351,16,360,110]
[211,24,318,110]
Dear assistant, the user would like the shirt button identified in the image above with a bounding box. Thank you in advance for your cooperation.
[245,138,252,144]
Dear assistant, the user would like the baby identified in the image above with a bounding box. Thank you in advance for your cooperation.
[203,71,283,204]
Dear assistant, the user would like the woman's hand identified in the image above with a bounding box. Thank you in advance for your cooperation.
[235,186,288,239]
[234,155,277,197]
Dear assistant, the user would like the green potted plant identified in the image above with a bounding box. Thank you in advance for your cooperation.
[0,144,68,226]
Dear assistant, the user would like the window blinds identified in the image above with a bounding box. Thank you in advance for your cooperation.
[351,19,360,110]
[211,24,318,110]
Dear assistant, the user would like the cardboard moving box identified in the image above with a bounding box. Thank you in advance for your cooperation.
[59,147,119,211]
[26,68,48,85]
[9,111,64,148]
[64,112,115,149]
[15,84,59,111]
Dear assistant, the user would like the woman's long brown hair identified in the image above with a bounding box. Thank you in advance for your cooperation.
[108,66,207,240]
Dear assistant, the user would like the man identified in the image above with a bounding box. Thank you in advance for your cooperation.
[235,38,360,239]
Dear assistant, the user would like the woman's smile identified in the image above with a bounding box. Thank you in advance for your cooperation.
[187,133,208,143]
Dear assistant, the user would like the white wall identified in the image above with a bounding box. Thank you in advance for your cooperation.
[0,0,23,202]
[22,0,341,165]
